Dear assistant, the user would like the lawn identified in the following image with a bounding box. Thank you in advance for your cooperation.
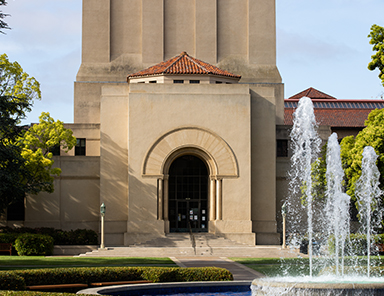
[231,257,384,277]
[0,256,176,271]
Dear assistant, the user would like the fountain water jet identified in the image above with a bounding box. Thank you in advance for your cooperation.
[325,133,350,276]
[355,146,383,277]
[252,97,384,296]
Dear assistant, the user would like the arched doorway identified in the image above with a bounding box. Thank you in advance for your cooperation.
[168,155,209,232]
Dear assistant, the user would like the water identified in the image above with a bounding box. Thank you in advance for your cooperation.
[324,132,350,276]
[285,96,383,279]
[287,96,321,276]
[355,146,383,277]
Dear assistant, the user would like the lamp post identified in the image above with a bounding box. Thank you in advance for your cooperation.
[282,202,287,249]
[100,203,106,249]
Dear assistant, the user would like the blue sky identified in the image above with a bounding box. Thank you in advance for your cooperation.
[2,0,384,124]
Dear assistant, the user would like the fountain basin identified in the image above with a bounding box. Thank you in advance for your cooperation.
[252,278,384,296]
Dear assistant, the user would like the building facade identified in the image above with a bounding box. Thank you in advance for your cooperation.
[8,0,284,246]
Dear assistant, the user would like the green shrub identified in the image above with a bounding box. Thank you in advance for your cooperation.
[327,233,384,256]
[3,266,232,291]
[14,234,54,256]
[141,267,233,283]
[0,233,19,244]
[0,272,25,291]
[0,292,88,295]
[0,227,98,245]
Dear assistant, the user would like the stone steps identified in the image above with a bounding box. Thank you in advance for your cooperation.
[76,233,299,257]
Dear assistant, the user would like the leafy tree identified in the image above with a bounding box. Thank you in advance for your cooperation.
[0,0,10,34]
[0,95,32,213]
[0,54,76,215]
[368,24,384,87]
[18,112,77,194]
[340,109,384,200]
[1,53,41,116]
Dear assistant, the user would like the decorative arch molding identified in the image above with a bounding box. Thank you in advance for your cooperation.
[142,127,239,178]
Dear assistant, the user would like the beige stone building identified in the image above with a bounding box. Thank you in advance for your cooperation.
[6,0,286,246]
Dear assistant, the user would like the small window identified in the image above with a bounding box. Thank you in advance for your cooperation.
[173,80,184,84]
[277,140,288,157]
[49,145,60,156]
[149,80,157,83]
[7,198,25,221]
[189,80,200,84]
[215,81,223,84]
[75,138,86,156]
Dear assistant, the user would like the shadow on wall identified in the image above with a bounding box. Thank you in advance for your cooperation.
[100,132,159,244]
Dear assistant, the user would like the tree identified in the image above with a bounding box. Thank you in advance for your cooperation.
[340,109,384,201]
[0,53,41,115]
[0,0,10,34]
[0,55,76,215]
[0,95,32,213]
[368,24,384,87]
[18,112,76,194]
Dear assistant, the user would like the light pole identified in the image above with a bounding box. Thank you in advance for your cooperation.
[282,202,287,249]
[100,203,106,249]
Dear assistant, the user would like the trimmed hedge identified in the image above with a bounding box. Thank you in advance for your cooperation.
[328,233,384,256]
[0,266,233,291]
[15,234,54,256]
[0,227,98,246]
[0,292,88,296]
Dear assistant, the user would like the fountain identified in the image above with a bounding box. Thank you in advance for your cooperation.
[252,97,384,295]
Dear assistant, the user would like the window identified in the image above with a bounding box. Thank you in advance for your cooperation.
[75,138,86,156]
[277,140,288,157]
[49,145,60,156]
[149,80,157,83]
[215,81,223,84]
[173,80,184,84]
[7,198,25,221]
[189,80,200,84]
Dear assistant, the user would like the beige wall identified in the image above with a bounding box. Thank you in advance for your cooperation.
[77,0,281,83]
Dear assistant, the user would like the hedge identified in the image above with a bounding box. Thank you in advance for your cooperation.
[0,227,98,246]
[0,266,233,291]
[14,234,54,256]
[0,292,87,296]
[328,233,384,256]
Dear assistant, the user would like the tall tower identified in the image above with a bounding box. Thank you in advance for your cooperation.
[74,0,282,124]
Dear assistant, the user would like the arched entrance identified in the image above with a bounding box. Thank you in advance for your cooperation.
[168,155,209,232]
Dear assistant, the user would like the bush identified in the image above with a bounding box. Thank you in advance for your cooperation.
[2,266,233,291]
[327,233,384,256]
[0,227,98,245]
[0,233,19,244]
[0,272,25,291]
[14,234,54,256]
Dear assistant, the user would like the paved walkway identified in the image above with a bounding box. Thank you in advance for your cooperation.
[171,257,264,280]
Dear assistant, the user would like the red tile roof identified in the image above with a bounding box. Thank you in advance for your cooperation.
[127,52,241,80]
[287,87,337,100]
[284,108,372,127]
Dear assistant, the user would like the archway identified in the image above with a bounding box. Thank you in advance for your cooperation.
[168,155,209,232]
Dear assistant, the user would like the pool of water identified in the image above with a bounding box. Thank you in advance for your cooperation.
[80,281,252,296]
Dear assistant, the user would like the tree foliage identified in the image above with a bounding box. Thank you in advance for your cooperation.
[0,0,10,34]
[0,53,41,116]
[0,55,76,215]
[368,24,384,87]
[19,112,77,194]
[340,109,384,200]
[0,95,32,213]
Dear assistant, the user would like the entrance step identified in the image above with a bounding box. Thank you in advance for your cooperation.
[76,233,298,257]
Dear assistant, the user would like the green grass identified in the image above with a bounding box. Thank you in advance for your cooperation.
[0,256,176,271]
[230,256,384,277]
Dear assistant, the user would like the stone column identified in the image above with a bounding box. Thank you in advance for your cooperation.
[209,177,216,221]
[216,178,223,220]
[157,178,163,220]
[163,175,169,233]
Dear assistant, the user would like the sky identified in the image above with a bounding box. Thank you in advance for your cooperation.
[1,0,384,125]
